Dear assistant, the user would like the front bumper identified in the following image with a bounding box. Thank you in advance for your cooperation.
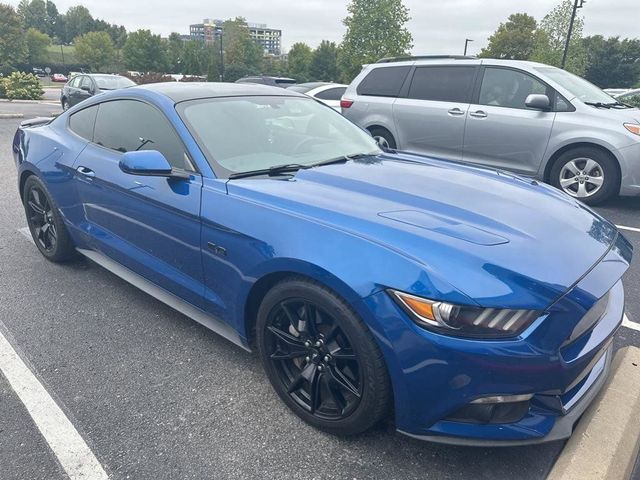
[617,141,640,196]
[363,235,631,445]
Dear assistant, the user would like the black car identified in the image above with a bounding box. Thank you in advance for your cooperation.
[235,75,296,88]
[60,74,136,110]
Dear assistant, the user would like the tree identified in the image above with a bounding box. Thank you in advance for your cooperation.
[310,40,339,81]
[17,0,48,33]
[25,27,51,64]
[338,0,413,82]
[287,42,313,82]
[582,36,640,88]
[64,5,94,44]
[223,17,264,76]
[479,13,540,60]
[0,3,27,67]
[45,0,59,37]
[167,32,185,73]
[531,0,587,75]
[75,31,115,72]
[123,29,168,72]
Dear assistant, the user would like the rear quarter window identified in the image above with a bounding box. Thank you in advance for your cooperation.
[68,105,98,141]
[356,66,411,97]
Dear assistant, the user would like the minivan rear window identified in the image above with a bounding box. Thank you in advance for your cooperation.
[357,66,411,97]
[408,66,477,103]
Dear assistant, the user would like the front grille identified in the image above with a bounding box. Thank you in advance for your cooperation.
[562,291,610,347]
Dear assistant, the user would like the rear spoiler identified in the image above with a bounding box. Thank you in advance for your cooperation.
[19,117,55,128]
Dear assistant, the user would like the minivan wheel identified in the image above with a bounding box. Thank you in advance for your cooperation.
[368,127,396,150]
[550,147,619,205]
[257,277,391,436]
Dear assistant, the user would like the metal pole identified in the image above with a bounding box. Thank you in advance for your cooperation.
[464,39,473,56]
[60,44,65,65]
[219,30,224,82]
[561,0,582,69]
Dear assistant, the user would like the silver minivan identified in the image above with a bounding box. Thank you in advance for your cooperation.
[341,56,640,204]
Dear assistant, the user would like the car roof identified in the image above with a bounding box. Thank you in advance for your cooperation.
[369,57,551,69]
[135,82,305,103]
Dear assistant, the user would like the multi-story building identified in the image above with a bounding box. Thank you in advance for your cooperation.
[189,18,282,56]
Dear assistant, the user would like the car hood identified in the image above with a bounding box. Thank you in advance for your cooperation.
[226,154,620,309]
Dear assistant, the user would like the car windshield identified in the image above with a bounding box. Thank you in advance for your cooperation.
[178,95,381,178]
[94,75,136,90]
[536,67,615,104]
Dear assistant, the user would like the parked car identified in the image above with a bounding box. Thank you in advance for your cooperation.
[32,67,46,77]
[287,82,348,110]
[51,73,68,83]
[616,88,640,108]
[341,56,640,204]
[60,74,136,110]
[13,82,631,445]
[235,75,297,88]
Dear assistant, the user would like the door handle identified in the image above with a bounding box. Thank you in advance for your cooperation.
[448,107,465,116]
[469,110,488,118]
[76,166,95,177]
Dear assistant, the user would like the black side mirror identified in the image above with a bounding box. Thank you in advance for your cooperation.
[80,85,91,92]
[525,94,551,110]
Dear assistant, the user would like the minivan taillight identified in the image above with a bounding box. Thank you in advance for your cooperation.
[340,98,354,109]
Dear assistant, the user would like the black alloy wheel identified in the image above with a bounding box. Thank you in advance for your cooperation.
[257,278,391,436]
[265,298,362,420]
[23,175,76,262]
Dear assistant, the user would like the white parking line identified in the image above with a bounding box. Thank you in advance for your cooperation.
[622,314,640,332]
[0,326,109,479]
[617,224,640,234]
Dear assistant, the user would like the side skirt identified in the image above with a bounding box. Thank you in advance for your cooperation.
[77,248,251,352]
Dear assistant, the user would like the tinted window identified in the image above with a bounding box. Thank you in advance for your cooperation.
[408,66,476,103]
[93,100,191,170]
[68,105,98,140]
[357,66,411,97]
[479,68,551,109]
[315,87,347,101]
[69,76,81,88]
[79,76,93,90]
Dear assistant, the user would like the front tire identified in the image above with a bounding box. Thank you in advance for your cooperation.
[549,147,619,205]
[61,98,69,111]
[23,176,76,262]
[257,277,391,436]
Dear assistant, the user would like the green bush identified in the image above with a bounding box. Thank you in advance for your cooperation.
[0,78,6,99]
[2,72,44,100]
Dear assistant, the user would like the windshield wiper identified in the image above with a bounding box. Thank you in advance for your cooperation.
[310,152,375,168]
[227,163,310,180]
[605,101,632,109]
[584,101,612,109]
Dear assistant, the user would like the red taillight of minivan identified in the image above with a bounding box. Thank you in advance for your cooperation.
[340,98,354,109]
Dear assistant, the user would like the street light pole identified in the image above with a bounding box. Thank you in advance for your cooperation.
[561,0,586,69]
[464,39,473,56]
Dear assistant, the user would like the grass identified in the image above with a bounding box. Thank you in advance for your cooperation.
[45,44,78,64]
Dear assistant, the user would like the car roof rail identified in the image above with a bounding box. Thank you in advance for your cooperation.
[376,55,476,63]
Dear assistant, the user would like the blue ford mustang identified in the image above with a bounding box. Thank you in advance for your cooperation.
[13,83,632,445]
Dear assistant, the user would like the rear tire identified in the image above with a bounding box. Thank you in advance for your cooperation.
[368,127,396,150]
[257,277,391,436]
[23,175,76,262]
[549,147,619,205]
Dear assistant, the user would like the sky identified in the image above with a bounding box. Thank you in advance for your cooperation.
[8,0,639,54]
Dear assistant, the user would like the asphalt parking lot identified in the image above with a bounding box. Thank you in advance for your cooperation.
[1,99,639,480]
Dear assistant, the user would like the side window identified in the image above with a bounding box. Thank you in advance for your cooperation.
[315,87,347,101]
[93,100,192,170]
[79,76,92,90]
[70,76,81,88]
[68,105,98,140]
[357,66,411,97]
[407,66,477,103]
[479,68,551,109]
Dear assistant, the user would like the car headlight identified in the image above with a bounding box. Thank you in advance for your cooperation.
[624,123,640,136]
[388,290,541,338]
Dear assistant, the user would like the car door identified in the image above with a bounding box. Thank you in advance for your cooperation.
[463,67,556,174]
[392,64,478,161]
[72,99,205,307]
[71,75,93,106]
[65,76,82,106]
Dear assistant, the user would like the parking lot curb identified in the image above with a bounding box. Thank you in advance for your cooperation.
[547,346,640,480]
[0,113,24,119]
